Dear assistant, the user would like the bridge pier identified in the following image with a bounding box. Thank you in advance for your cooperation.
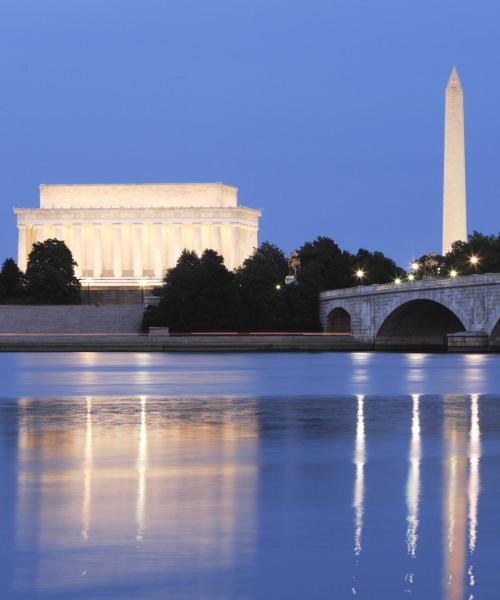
[447,331,489,352]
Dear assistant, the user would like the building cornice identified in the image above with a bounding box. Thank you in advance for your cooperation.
[14,206,261,225]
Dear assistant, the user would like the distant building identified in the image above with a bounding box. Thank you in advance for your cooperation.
[14,183,261,287]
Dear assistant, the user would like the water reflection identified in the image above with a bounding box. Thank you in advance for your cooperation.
[353,394,365,558]
[8,351,500,398]
[406,394,421,558]
[136,396,147,542]
[1,393,496,599]
[11,397,258,597]
[467,394,481,599]
[81,397,93,542]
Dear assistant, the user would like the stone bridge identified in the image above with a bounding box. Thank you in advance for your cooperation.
[319,273,500,350]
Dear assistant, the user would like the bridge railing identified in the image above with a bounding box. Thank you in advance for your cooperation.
[319,272,500,300]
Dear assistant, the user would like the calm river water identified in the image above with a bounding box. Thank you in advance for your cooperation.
[1,352,500,599]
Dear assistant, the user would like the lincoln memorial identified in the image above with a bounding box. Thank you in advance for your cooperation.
[14,183,261,287]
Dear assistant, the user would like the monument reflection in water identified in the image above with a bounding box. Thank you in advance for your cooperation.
[1,391,497,599]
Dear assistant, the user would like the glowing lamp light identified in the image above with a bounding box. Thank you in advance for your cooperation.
[408,273,415,281]
[275,284,281,290]
[355,269,365,280]
[411,261,420,271]
[469,255,479,266]
[394,277,402,285]
[450,269,458,278]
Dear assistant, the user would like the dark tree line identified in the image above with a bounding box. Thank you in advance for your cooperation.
[0,239,80,304]
[414,231,500,278]
[143,237,404,332]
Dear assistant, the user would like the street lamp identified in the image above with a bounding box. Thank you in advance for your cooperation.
[139,279,146,304]
[275,284,281,290]
[450,269,458,278]
[355,268,366,282]
[411,261,420,272]
[469,255,479,267]
[394,277,402,285]
[407,273,415,282]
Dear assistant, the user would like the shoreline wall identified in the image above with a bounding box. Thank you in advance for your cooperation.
[0,305,144,334]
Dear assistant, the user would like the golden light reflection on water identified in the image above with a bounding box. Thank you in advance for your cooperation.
[136,395,148,542]
[13,396,258,594]
[81,397,93,542]
[441,394,482,600]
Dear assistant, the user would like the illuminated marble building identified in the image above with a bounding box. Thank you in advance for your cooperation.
[14,183,261,287]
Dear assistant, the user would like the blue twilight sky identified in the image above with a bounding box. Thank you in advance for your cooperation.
[0,0,499,268]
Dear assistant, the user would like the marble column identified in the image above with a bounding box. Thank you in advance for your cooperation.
[113,224,123,278]
[221,224,235,269]
[193,225,202,256]
[73,224,83,278]
[93,224,102,278]
[54,224,63,241]
[34,225,44,243]
[163,223,174,271]
[17,225,27,272]
[201,224,211,253]
[133,224,143,277]
[231,225,239,269]
[153,224,163,278]
[212,224,222,254]
[172,224,182,265]
[181,224,193,252]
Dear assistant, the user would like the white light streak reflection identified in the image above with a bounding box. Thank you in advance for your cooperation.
[468,394,480,554]
[81,397,93,542]
[353,394,365,557]
[467,394,481,598]
[352,353,371,385]
[136,396,148,542]
[406,394,421,558]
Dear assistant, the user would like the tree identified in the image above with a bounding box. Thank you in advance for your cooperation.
[236,242,289,330]
[193,250,241,330]
[443,232,500,275]
[352,248,405,284]
[143,249,241,332]
[299,237,353,290]
[0,258,25,300]
[25,239,81,304]
[142,237,406,333]
[286,260,323,331]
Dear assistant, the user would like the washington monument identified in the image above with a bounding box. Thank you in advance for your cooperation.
[442,66,467,254]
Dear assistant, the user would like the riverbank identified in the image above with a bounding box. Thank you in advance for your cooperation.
[0,333,364,352]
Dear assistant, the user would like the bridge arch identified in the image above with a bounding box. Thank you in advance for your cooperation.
[490,318,500,339]
[375,299,466,348]
[326,307,351,333]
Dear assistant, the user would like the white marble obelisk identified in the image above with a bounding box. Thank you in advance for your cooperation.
[442,66,467,254]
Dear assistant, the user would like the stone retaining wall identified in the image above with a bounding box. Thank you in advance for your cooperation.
[0,305,144,333]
